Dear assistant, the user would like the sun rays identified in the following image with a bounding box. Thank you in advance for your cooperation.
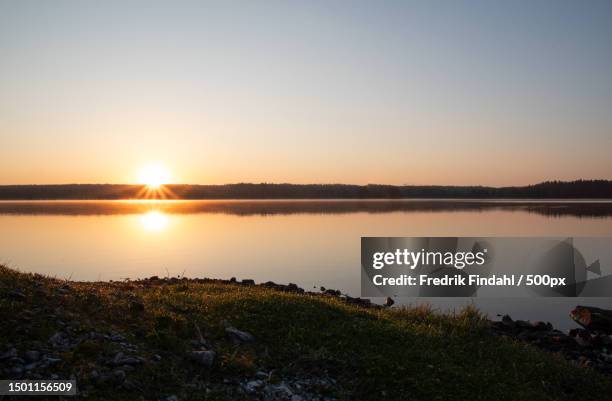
[135,163,177,199]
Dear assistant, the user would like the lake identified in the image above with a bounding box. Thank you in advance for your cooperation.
[1,199,612,330]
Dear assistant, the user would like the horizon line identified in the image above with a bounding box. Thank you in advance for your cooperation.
[0,179,611,189]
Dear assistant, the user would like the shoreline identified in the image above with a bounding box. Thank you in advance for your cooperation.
[2,265,612,400]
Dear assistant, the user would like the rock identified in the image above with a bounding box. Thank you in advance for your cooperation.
[113,369,126,384]
[384,297,395,307]
[515,320,531,329]
[291,395,304,401]
[166,396,179,401]
[10,357,25,365]
[9,289,26,300]
[122,380,137,390]
[110,334,126,342]
[226,326,255,343]
[11,366,24,376]
[48,332,65,347]
[0,348,17,360]
[121,357,142,366]
[263,382,294,398]
[189,350,215,368]
[24,350,41,362]
[501,315,514,327]
[569,328,592,347]
[153,354,162,361]
[244,380,265,393]
[532,321,553,331]
[255,371,269,379]
[112,352,125,365]
[24,362,38,371]
[111,351,142,367]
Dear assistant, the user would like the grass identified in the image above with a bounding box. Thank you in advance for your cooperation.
[1,265,611,401]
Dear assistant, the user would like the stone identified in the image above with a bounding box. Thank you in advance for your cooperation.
[112,352,124,365]
[384,297,395,307]
[113,369,126,384]
[110,334,126,342]
[0,348,17,360]
[121,357,142,366]
[189,350,215,368]
[226,326,255,343]
[244,380,265,393]
[11,366,24,376]
[9,289,26,301]
[24,363,38,371]
[24,350,41,362]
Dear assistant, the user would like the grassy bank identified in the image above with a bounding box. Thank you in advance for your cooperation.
[1,266,610,401]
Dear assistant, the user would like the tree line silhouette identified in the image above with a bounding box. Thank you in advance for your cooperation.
[0,180,610,200]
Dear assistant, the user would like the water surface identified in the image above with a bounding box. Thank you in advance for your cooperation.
[1,199,611,329]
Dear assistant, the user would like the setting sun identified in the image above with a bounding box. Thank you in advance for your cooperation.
[137,163,172,188]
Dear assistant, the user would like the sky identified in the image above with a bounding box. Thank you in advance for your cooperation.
[1,0,611,186]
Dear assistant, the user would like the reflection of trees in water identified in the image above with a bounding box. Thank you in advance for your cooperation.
[1,200,612,218]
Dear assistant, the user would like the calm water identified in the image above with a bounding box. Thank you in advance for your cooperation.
[1,199,612,330]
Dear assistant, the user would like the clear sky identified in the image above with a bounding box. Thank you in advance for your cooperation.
[1,0,611,186]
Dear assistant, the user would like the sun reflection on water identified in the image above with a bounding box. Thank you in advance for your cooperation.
[139,210,168,232]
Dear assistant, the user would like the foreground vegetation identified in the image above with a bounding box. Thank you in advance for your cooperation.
[1,265,611,401]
